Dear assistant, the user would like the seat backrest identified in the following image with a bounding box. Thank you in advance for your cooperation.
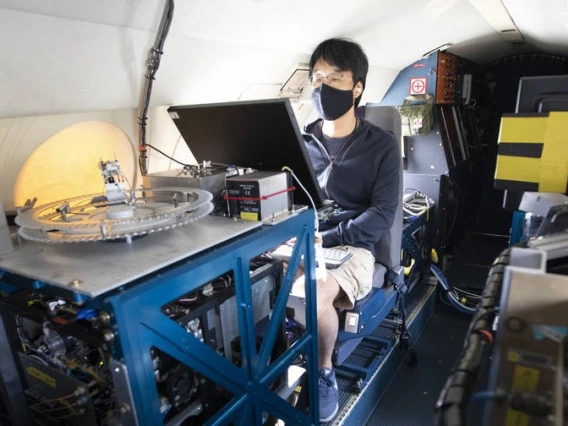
[363,106,404,278]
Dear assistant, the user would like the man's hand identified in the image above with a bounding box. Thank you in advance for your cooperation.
[285,232,321,247]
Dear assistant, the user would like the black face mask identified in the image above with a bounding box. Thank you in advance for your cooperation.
[312,84,355,121]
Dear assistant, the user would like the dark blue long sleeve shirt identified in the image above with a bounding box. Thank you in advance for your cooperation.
[303,119,400,257]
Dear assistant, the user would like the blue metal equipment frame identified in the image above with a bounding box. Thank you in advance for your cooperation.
[106,212,319,425]
[0,211,321,425]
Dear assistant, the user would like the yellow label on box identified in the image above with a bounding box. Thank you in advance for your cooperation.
[27,366,56,388]
[505,365,540,426]
[241,212,259,221]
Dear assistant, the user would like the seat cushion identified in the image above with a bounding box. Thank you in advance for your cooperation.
[372,263,387,288]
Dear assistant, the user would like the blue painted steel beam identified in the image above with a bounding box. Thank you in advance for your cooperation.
[106,211,319,425]
[255,227,309,378]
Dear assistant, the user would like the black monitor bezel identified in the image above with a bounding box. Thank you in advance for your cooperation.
[515,74,568,114]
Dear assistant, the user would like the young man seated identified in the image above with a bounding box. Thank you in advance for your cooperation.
[299,38,400,422]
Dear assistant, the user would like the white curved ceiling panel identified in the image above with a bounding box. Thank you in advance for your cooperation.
[502,0,568,55]
[0,0,516,68]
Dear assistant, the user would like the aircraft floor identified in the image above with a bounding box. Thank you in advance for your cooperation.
[366,299,475,425]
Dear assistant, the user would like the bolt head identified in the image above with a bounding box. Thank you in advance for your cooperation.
[103,330,115,342]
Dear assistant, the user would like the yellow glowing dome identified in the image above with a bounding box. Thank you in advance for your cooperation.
[13,120,136,207]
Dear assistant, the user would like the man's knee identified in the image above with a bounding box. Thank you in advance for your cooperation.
[316,275,340,309]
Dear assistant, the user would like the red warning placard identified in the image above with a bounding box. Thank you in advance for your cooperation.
[409,77,428,95]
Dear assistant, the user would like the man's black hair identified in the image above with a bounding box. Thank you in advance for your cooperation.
[309,38,369,107]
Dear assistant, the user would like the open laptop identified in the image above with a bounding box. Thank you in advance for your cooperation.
[167,98,325,208]
[167,99,352,268]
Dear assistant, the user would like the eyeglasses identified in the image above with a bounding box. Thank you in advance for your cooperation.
[308,72,347,88]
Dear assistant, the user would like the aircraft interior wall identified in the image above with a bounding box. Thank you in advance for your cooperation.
[3,1,568,425]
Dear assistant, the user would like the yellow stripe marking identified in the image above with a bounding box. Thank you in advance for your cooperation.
[495,156,540,183]
[499,116,547,143]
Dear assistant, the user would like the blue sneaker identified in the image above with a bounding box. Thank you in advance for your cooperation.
[318,368,338,422]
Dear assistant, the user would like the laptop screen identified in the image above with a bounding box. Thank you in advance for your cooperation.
[167,98,324,208]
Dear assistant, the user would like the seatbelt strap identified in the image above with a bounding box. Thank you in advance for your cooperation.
[397,293,410,351]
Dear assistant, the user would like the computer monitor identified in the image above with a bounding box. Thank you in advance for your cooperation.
[515,75,568,113]
[167,98,324,208]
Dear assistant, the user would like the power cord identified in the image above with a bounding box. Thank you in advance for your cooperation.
[403,189,433,220]
[281,166,318,233]
[145,143,195,169]
[431,263,477,314]
[281,166,326,280]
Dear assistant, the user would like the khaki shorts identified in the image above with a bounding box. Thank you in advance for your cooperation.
[328,246,375,310]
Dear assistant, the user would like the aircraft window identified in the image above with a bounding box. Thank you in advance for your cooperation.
[280,68,310,98]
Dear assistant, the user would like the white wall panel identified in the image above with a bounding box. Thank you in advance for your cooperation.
[0,8,311,119]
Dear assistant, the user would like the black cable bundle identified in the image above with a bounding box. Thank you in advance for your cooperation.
[434,248,511,426]
[138,0,175,176]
